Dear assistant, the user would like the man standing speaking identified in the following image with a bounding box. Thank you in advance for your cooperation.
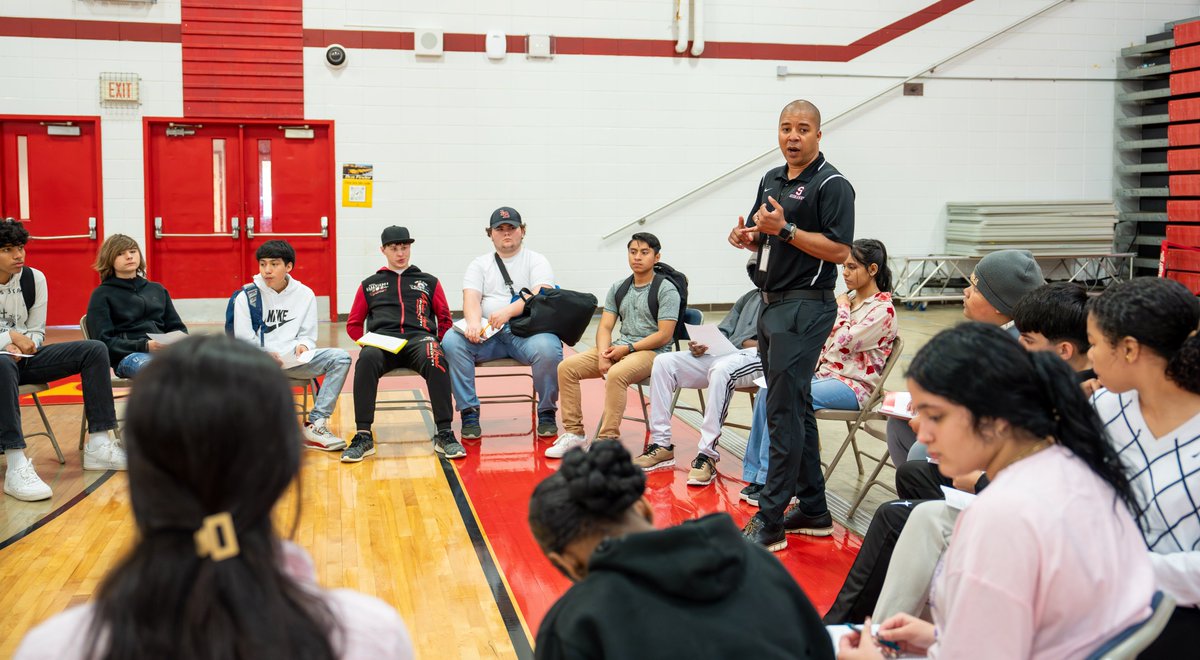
[729,99,855,551]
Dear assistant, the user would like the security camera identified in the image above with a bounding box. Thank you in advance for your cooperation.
[325,44,347,68]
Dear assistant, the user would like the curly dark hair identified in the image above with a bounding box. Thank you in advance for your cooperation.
[1088,277,1200,395]
[0,219,30,248]
[528,440,646,555]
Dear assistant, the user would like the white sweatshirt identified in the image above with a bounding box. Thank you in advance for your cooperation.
[231,274,318,355]
[0,267,47,349]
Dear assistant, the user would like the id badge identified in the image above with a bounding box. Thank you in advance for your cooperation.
[758,240,772,272]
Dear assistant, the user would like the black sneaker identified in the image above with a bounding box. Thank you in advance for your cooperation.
[433,430,467,459]
[740,483,764,506]
[783,503,834,537]
[536,409,558,437]
[742,513,787,552]
[340,431,376,463]
[460,408,482,439]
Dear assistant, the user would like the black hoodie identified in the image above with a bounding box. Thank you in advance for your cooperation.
[534,513,833,660]
[86,276,187,363]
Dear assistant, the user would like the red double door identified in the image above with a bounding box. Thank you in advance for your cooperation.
[144,119,338,319]
[0,116,103,325]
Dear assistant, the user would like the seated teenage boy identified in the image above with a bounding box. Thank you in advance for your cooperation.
[548,232,679,458]
[0,220,122,502]
[230,240,352,452]
[634,287,762,484]
[441,207,563,439]
[345,226,462,462]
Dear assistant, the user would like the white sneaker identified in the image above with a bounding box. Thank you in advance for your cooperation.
[303,422,347,451]
[5,462,51,501]
[83,439,128,471]
[544,432,589,459]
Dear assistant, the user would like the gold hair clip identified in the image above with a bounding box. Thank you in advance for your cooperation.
[194,512,240,562]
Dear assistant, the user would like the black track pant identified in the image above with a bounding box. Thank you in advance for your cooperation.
[353,337,452,433]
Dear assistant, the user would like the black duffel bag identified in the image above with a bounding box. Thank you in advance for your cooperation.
[510,287,597,346]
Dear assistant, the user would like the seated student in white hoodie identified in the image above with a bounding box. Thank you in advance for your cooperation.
[230,240,351,452]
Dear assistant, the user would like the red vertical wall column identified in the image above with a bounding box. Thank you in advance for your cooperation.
[181,0,304,118]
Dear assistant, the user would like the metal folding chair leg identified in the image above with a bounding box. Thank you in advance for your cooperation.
[847,454,897,518]
[29,393,64,464]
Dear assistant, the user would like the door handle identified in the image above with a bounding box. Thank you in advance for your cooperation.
[240,216,330,239]
[246,216,255,239]
[154,216,242,239]
[26,217,98,240]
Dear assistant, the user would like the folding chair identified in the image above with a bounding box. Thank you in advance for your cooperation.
[79,315,134,450]
[19,383,64,464]
[593,308,701,442]
[1086,591,1175,660]
[816,336,906,517]
[375,368,435,415]
[476,358,537,434]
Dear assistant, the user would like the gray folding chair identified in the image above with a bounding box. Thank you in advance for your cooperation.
[79,315,133,450]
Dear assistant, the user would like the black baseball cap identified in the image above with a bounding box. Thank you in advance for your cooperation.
[489,207,522,229]
[381,226,414,246]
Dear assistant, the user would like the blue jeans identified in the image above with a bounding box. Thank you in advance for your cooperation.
[282,348,352,424]
[742,378,859,485]
[115,352,153,378]
[442,326,563,413]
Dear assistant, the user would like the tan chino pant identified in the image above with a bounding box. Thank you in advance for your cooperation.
[558,347,657,438]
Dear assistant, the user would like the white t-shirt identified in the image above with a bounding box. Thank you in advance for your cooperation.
[463,247,554,318]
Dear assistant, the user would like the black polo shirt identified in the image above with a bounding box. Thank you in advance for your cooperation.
[745,152,855,292]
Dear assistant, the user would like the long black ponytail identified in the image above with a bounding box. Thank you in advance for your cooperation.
[908,323,1139,516]
[851,238,892,293]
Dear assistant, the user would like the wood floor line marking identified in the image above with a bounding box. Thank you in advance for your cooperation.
[0,470,116,551]
[438,456,535,659]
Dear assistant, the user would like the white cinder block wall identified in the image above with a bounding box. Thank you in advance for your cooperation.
[0,0,1195,313]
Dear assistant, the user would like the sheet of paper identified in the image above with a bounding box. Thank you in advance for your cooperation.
[880,391,914,419]
[356,332,408,354]
[147,330,188,345]
[941,485,978,511]
[453,318,500,341]
[0,350,26,358]
[278,349,316,370]
[683,323,739,357]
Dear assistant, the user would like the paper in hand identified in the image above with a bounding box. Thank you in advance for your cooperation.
[683,324,739,357]
[147,330,188,345]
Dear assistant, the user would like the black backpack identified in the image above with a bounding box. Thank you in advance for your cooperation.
[18,267,34,313]
[614,262,690,341]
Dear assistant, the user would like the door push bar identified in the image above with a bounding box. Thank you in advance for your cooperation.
[246,216,329,239]
[154,217,241,239]
[14,217,98,241]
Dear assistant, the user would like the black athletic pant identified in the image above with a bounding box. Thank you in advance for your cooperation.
[0,340,117,450]
[757,295,837,526]
[823,499,921,624]
[895,459,953,500]
[353,336,452,433]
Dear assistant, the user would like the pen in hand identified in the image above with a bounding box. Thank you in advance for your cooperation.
[845,623,902,653]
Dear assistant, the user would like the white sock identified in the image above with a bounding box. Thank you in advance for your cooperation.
[86,431,110,450]
[5,448,30,471]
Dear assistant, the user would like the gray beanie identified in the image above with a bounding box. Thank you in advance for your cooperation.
[972,250,1045,317]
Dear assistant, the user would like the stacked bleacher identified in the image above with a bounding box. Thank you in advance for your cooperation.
[944,201,1118,257]
[1118,17,1200,293]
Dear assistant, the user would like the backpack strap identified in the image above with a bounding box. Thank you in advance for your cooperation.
[243,283,264,346]
[18,267,34,313]
[493,253,517,300]
[613,275,635,319]
[648,273,663,321]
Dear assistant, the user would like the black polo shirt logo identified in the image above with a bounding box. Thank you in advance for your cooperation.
[790,186,806,201]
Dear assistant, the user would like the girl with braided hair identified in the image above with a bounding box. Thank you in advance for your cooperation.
[529,440,830,659]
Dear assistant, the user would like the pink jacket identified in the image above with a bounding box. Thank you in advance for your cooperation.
[814,291,897,405]
[14,542,413,660]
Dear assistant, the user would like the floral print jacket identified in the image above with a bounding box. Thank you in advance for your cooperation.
[814,291,898,405]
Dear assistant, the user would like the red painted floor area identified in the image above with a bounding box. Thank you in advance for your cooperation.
[449,371,862,639]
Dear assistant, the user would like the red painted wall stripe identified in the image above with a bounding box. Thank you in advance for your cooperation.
[3,0,976,63]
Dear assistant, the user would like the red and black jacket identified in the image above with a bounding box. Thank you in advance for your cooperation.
[347,266,451,342]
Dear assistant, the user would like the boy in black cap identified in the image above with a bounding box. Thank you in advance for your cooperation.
[344,226,463,461]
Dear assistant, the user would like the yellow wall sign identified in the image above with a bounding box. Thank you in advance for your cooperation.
[342,163,373,208]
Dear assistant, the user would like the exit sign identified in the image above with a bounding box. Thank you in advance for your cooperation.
[99,73,141,104]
